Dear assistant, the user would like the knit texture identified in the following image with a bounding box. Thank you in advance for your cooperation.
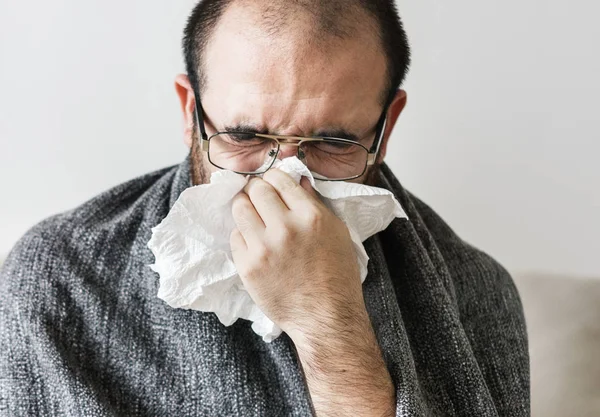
[0,157,529,416]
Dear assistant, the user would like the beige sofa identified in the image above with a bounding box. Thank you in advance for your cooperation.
[515,273,600,417]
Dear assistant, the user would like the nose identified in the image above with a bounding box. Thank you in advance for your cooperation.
[277,144,300,159]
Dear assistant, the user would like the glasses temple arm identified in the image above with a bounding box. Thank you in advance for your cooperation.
[194,98,209,142]
[367,107,389,165]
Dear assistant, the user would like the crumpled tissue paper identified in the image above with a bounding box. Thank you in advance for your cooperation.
[147,157,407,342]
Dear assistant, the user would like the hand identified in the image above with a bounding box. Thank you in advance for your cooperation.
[230,169,365,340]
[231,169,396,416]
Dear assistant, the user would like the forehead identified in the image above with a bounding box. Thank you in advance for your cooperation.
[200,3,388,135]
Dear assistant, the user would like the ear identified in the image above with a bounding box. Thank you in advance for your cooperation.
[175,74,196,148]
[376,89,407,164]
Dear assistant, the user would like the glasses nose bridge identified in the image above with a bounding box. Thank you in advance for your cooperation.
[273,136,303,147]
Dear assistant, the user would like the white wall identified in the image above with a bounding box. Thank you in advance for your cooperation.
[394,0,600,277]
[1,0,598,277]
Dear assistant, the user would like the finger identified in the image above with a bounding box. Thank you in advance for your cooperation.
[299,176,327,211]
[230,228,247,266]
[262,169,317,211]
[231,192,265,246]
[300,176,318,198]
[230,227,247,252]
[243,177,289,226]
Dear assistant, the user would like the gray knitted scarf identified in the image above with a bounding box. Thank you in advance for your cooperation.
[0,156,529,416]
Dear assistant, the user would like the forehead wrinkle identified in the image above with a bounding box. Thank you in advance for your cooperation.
[202,2,386,138]
[216,69,378,133]
[222,95,375,139]
[210,75,379,138]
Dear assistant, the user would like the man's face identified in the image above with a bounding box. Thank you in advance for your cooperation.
[183,4,401,185]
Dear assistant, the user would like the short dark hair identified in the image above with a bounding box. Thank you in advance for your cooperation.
[182,0,411,108]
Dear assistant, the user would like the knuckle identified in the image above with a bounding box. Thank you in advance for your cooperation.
[231,198,255,232]
[250,179,272,200]
[231,194,249,217]
[305,206,325,227]
[253,244,270,264]
[262,169,279,183]
[265,169,299,193]
[274,226,295,245]
[281,178,301,195]
[240,260,256,277]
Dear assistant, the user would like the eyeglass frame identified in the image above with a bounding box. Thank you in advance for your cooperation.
[193,94,390,181]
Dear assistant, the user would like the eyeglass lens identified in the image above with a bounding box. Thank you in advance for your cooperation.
[207,133,368,180]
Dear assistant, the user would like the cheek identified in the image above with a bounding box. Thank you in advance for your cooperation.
[360,165,381,186]
[203,153,222,174]
[346,165,375,185]
[191,144,220,185]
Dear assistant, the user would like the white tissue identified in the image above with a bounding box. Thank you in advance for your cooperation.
[147,157,407,342]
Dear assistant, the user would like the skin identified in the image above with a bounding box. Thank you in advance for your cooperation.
[175,3,407,416]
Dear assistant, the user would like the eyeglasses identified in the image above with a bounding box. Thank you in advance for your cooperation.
[194,98,389,181]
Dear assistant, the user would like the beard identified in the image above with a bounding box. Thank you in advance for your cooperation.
[189,131,212,186]
[362,162,382,187]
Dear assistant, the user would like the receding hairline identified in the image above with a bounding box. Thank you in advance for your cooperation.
[196,0,390,104]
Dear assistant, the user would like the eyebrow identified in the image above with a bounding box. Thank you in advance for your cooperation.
[223,123,361,143]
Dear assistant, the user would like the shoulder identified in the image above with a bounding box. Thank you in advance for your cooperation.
[0,164,179,302]
[407,194,530,411]
[406,192,522,312]
[378,164,515,295]
[409,193,510,275]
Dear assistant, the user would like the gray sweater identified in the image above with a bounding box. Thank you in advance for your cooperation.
[0,157,529,416]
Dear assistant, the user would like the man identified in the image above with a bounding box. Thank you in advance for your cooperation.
[0,0,529,416]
